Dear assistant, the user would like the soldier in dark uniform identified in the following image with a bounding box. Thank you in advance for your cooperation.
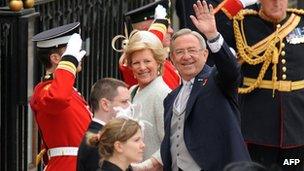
[219,0,304,170]
[77,78,131,171]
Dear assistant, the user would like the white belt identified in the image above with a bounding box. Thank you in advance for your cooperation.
[48,147,78,158]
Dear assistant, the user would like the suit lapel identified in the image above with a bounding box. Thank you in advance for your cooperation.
[163,85,182,137]
[167,86,182,120]
[185,65,212,119]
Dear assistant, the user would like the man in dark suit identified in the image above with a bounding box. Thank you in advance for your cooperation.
[77,78,131,171]
[160,1,250,171]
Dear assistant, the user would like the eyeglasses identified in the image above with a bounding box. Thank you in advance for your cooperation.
[173,48,203,57]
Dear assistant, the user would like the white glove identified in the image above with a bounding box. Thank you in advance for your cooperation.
[62,33,86,62]
[240,0,258,7]
[131,158,154,170]
[154,5,167,19]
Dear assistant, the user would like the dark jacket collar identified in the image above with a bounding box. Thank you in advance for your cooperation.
[88,120,104,133]
[166,64,212,118]
[100,160,133,171]
[185,64,212,118]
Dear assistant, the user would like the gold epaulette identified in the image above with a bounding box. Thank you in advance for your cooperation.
[233,8,304,22]
[287,8,304,16]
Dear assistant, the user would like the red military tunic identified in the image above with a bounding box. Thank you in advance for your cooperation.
[120,59,180,90]
[30,65,92,171]
[162,59,180,90]
[119,64,138,88]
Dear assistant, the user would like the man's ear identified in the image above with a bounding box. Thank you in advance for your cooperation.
[114,141,124,153]
[202,49,209,61]
[100,98,110,112]
[50,53,61,65]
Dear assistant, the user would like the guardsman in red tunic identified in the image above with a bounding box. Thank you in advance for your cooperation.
[30,22,92,171]
[117,0,180,90]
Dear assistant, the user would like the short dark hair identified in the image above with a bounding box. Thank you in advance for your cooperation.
[36,45,66,69]
[90,78,127,113]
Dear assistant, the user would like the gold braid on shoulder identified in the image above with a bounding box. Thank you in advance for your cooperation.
[287,8,304,15]
[233,8,304,94]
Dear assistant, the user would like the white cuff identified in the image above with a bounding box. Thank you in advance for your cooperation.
[131,159,153,170]
[207,34,224,53]
[229,47,238,58]
[240,0,258,7]
[152,149,163,165]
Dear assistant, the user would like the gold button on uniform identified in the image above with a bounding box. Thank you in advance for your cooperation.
[282,74,287,80]
[281,51,286,56]
[282,67,287,72]
[281,43,285,48]
[277,24,281,28]
[281,59,286,64]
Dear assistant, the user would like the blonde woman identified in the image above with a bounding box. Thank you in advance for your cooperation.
[112,7,172,169]
[122,27,171,170]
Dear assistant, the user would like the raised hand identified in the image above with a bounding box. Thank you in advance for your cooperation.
[62,33,86,62]
[154,4,167,19]
[190,0,218,40]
